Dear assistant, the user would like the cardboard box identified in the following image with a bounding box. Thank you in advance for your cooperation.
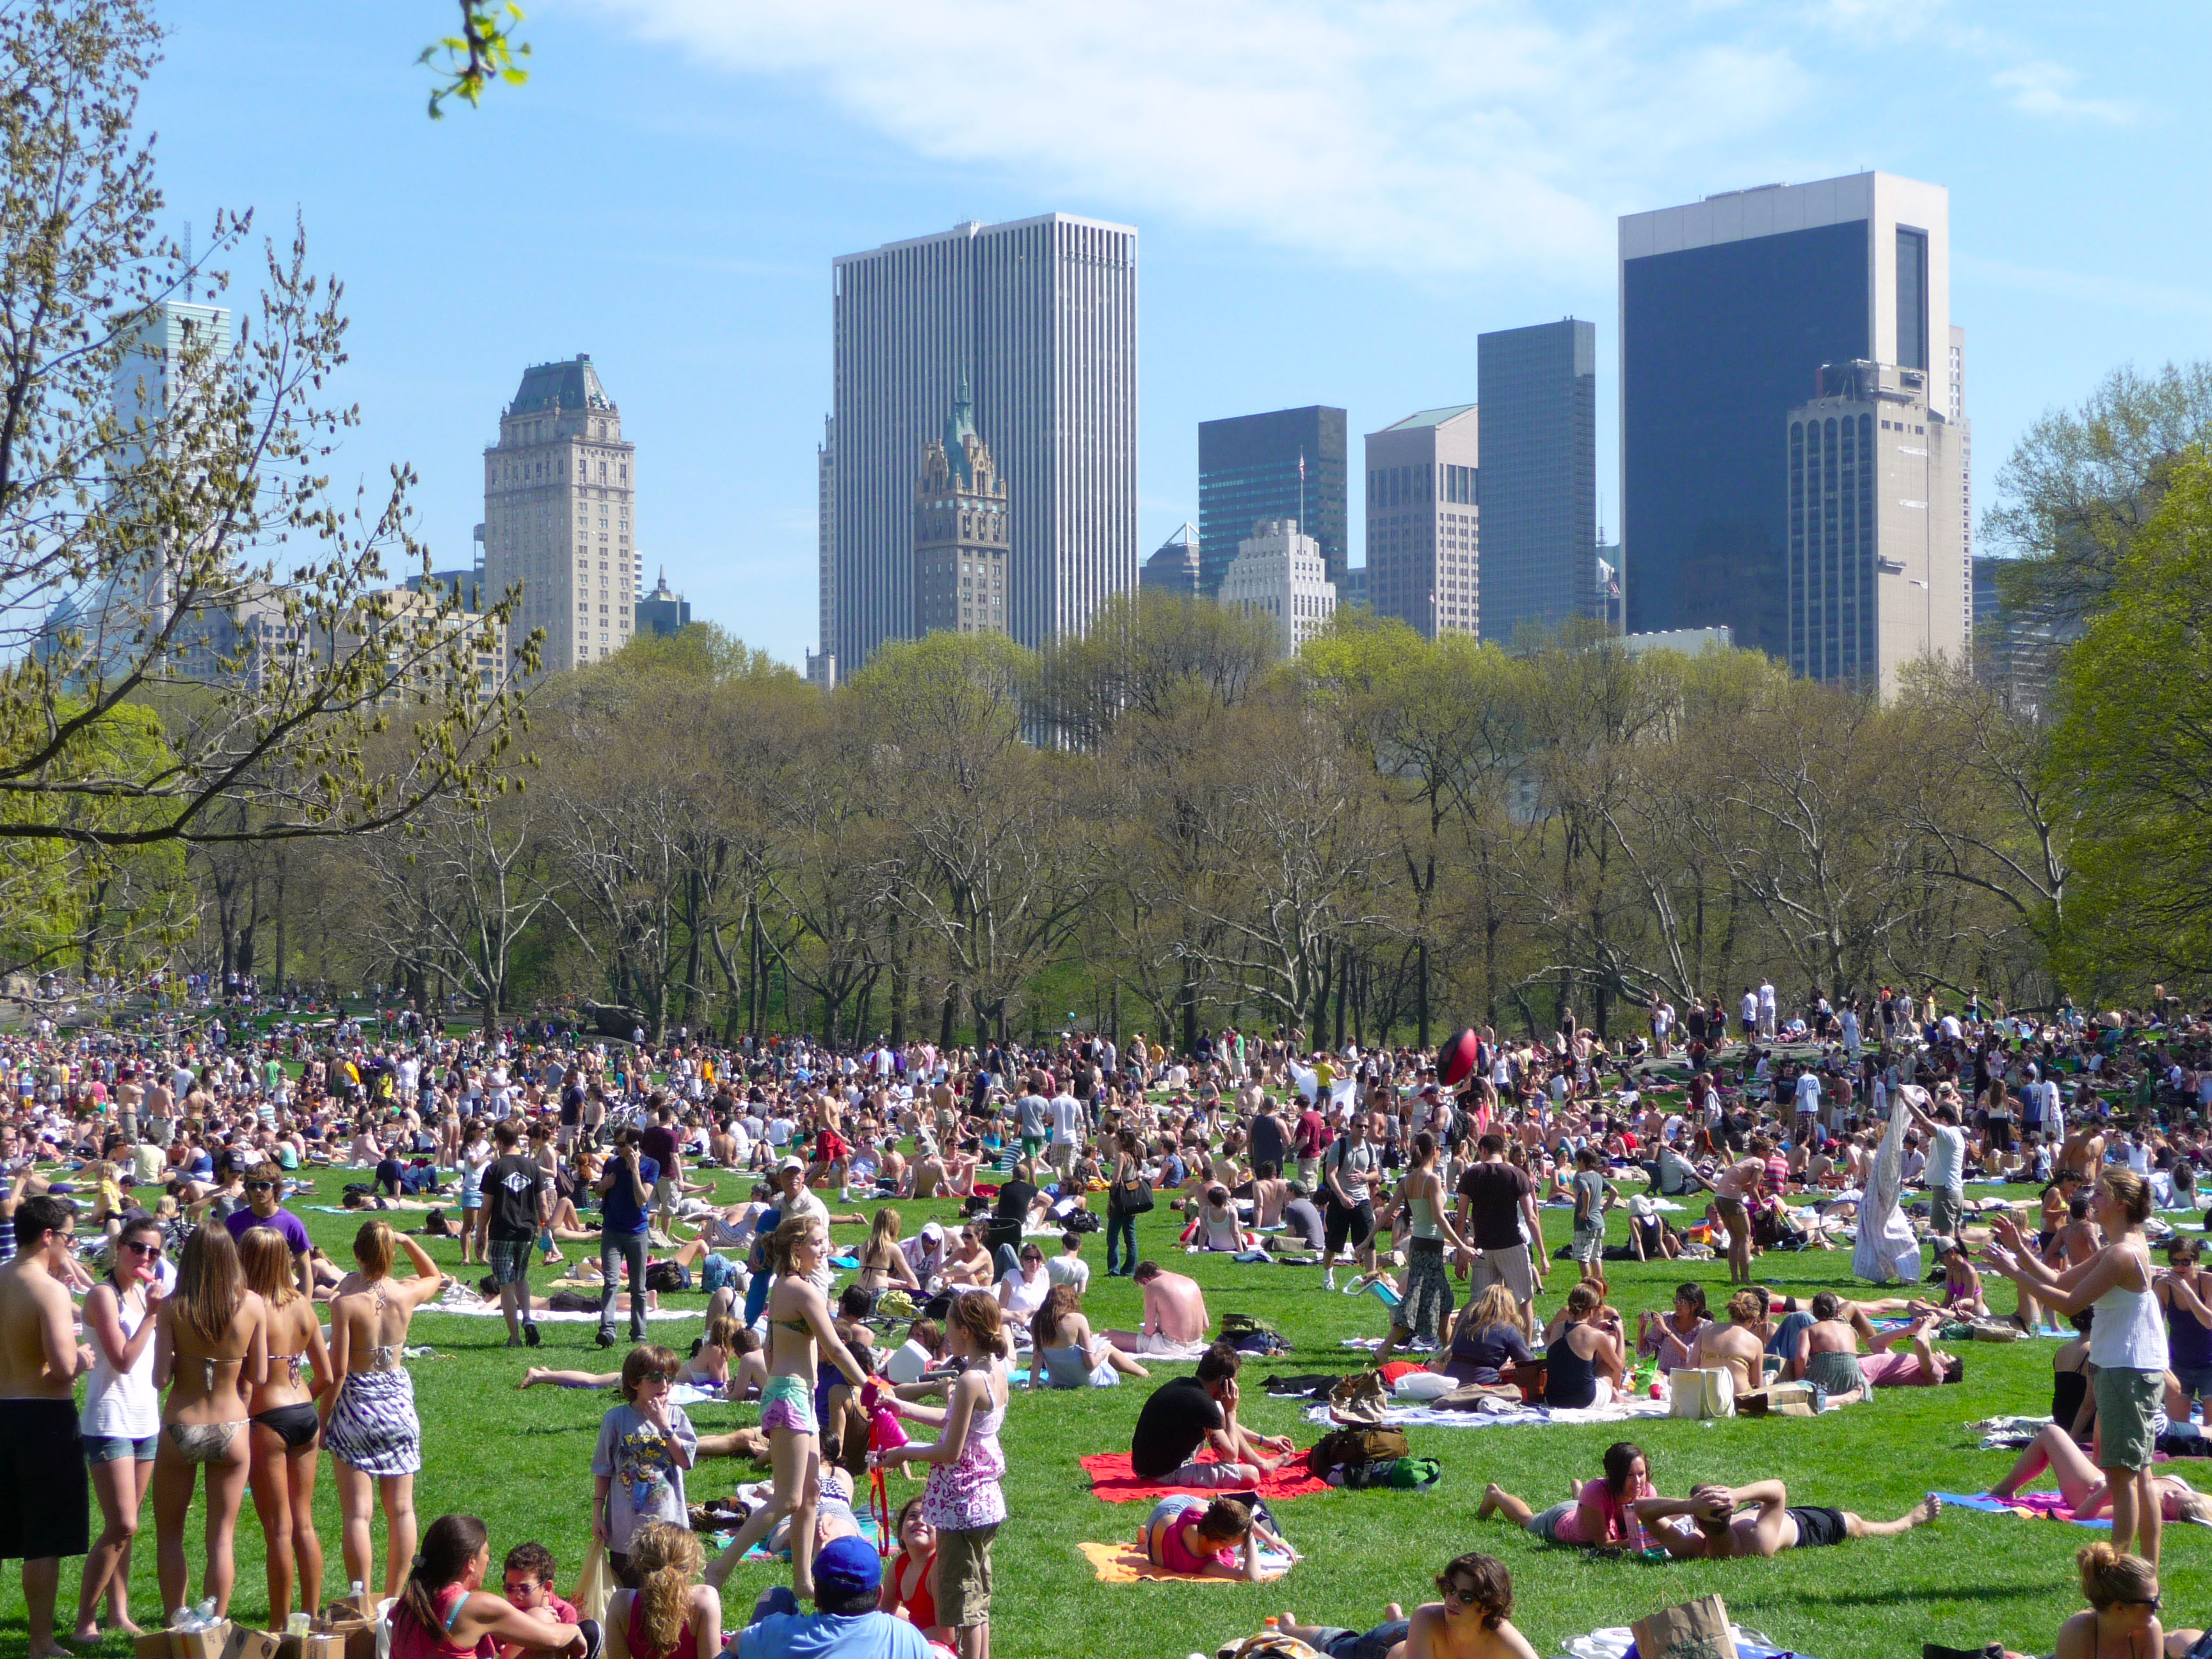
[298,1634,348,1659]
[317,1617,374,1659]
[220,1626,285,1659]
[172,1623,232,1659]
[132,1631,176,1659]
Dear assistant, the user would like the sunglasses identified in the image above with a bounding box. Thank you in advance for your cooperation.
[120,1240,161,1256]
[1443,1583,1484,1608]
[245,1180,275,1192]
[2126,1596,2163,1612]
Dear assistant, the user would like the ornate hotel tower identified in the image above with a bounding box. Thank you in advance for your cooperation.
[912,379,1011,636]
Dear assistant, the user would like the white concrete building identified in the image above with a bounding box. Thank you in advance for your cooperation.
[830,214,1137,669]
[1220,518,1336,657]
[1786,359,1968,697]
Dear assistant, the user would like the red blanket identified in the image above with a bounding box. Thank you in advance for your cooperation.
[1078,1450,1331,1504]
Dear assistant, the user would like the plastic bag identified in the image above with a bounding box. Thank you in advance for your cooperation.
[572,1541,611,1625]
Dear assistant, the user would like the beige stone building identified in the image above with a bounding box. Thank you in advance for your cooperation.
[913,380,1011,636]
[481,355,635,675]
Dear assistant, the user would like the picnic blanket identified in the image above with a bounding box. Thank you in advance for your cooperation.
[1078,1450,1331,1504]
[1934,1491,2110,1528]
[1077,1540,1292,1585]
[423,1287,698,1324]
[1562,1626,1784,1659]
[1304,1395,1674,1433]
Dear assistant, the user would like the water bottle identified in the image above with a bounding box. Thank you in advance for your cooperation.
[350,1581,365,1599]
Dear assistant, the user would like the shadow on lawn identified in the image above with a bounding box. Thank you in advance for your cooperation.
[1789,1582,2052,1608]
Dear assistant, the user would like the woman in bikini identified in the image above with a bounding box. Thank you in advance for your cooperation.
[239,1224,333,1626]
[856,1207,921,1304]
[150,1222,269,1621]
[700,1214,867,1601]
[324,1219,448,1600]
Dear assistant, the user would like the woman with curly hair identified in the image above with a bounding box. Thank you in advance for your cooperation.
[605,1522,718,1659]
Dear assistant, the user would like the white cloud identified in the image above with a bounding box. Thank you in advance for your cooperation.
[585,1,2132,273]
[589,0,1815,275]
[1991,61,2135,124]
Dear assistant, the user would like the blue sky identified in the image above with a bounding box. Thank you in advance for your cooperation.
[141,1,2212,666]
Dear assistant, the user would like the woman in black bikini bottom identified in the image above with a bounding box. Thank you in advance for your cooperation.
[240,1224,333,1626]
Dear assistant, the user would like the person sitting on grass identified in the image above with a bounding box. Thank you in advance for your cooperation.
[2056,1544,2167,1659]
[1540,1283,1625,1409]
[1027,1285,1151,1390]
[1431,1284,1534,1388]
[1476,1441,1657,1548]
[876,1498,945,1647]
[1274,1551,1537,1659]
[1128,1341,1295,1487]
[1692,1290,1773,1396]
[732,1535,928,1659]
[1103,1260,1213,1355]
[604,1520,717,1659]
[1921,1240,1989,1318]
[1141,1495,1300,1582]
[389,1515,595,1659]
[1635,1283,1710,1375]
[495,1542,581,1659]
[1633,1479,1941,1558]
[1986,1423,2212,1525]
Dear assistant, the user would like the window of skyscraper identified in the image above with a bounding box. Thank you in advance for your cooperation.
[1896,227,1928,371]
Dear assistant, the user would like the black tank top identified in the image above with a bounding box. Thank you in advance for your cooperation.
[2053,1363,2089,1433]
[1545,1332,1599,1409]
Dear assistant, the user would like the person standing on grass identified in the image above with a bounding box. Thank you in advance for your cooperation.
[597,1128,659,1350]
[1455,1134,1544,1310]
[872,1292,1009,1659]
[591,1349,700,1592]
[1986,1167,2171,1565]
[240,1224,332,1628]
[74,1212,164,1642]
[1375,1132,1470,1365]
[223,1161,314,1298]
[1320,1112,1379,1293]
[1105,1130,1144,1279]
[487,1120,552,1350]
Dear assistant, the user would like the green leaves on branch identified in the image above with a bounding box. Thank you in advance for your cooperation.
[421,1,530,118]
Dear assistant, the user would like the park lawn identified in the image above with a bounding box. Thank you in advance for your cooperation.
[6,1165,2208,1659]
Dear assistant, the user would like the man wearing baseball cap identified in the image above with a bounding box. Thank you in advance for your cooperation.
[733,1534,929,1657]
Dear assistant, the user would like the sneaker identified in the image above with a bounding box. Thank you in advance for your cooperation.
[1324,1269,1337,1291]
[594,1328,615,1349]
[506,1335,524,1349]
[524,1322,541,1349]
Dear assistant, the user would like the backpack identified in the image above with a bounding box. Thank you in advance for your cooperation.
[1221,1313,1279,1339]
[1334,1455,1443,1491]
[1066,1208,1102,1234]
[645,1260,691,1294]
[1307,1425,1409,1475]
[700,1253,740,1296]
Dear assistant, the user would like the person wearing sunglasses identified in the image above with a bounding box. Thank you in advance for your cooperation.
[2058,1541,2166,1659]
[221,1163,312,1300]
[1274,1551,1536,1659]
[74,1215,166,1642]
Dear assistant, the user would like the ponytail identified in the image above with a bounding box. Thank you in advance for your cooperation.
[629,1521,702,1656]
[399,1515,488,1640]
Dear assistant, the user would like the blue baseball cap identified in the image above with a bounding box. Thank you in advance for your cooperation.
[813,1535,881,1596]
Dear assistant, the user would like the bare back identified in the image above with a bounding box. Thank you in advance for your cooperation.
[163,1292,269,1424]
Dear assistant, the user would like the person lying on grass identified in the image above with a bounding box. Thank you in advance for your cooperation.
[1476,1440,1657,1548]
[1632,1479,1940,1558]
[1274,1551,1537,1659]
[520,1316,753,1393]
[1142,1495,1299,1581]
[1986,1423,2212,1525]
[2056,1543,2169,1659]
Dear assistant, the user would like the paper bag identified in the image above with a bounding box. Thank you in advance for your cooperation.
[1633,1594,1740,1659]
[1668,1366,1736,1418]
[324,1593,377,1627]
[572,1541,612,1624]
[221,1627,284,1659]
[1740,1381,1815,1418]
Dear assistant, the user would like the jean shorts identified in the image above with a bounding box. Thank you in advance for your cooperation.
[85,1432,157,1464]
[2174,1365,2212,1406]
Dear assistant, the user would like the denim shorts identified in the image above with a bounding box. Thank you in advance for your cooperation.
[2175,1364,2212,1405]
[84,1432,157,1464]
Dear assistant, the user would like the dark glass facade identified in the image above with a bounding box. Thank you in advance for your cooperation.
[1198,406,1347,593]
[1622,220,1868,655]
[1476,319,1596,646]
[1786,410,1875,683]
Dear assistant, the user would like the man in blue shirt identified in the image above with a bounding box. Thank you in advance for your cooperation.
[735,1536,927,1659]
[595,1126,658,1348]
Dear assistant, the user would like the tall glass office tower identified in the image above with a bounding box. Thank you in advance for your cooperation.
[1475,319,1596,646]
[1619,172,1950,659]
[831,215,1138,670]
[1196,406,1347,593]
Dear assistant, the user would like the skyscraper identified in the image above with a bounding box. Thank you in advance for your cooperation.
[637,569,691,637]
[1197,406,1347,593]
[1475,319,1596,646]
[831,215,1137,670]
[481,355,636,675]
[1140,524,1202,599]
[913,379,1012,637]
[812,415,836,688]
[1219,519,1336,656]
[1785,359,1967,696]
[1364,406,1480,640]
[1619,172,1951,658]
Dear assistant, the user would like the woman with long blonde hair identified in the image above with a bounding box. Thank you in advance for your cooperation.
[857,1206,920,1299]
[1436,1283,1536,1386]
[240,1224,333,1624]
[325,1219,447,1599]
[151,1223,268,1620]
[606,1521,719,1659]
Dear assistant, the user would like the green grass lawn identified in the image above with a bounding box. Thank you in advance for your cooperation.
[6,1167,2206,1659]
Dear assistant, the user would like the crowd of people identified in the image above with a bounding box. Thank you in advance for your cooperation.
[0,983,2208,1657]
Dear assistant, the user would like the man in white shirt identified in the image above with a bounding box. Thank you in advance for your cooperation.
[1757,980,1777,1038]
[1046,1088,1085,1179]
[1902,1093,1967,1237]
[1046,1232,1091,1297]
[1793,1069,1823,1138]
[1739,989,1759,1045]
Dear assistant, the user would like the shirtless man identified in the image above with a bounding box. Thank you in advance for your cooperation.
[2062,1122,2108,1182]
[1635,1479,1939,1559]
[1105,1262,1212,1354]
[1693,1289,1772,1396]
[0,1196,98,1657]
[1791,1291,1877,1404]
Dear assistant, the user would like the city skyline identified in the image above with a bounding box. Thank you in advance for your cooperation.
[128,5,2212,669]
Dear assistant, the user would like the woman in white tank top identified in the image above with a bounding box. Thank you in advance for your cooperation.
[1986,1167,2170,1564]
[76,1216,166,1639]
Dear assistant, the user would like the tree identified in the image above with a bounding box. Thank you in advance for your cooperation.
[1985,362,2212,624]
[0,0,535,867]
[2049,449,2212,987]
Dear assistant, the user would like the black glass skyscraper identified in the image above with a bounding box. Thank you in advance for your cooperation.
[1619,173,1950,659]
[1475,319,1596,646]
[1198,406,1347,593]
